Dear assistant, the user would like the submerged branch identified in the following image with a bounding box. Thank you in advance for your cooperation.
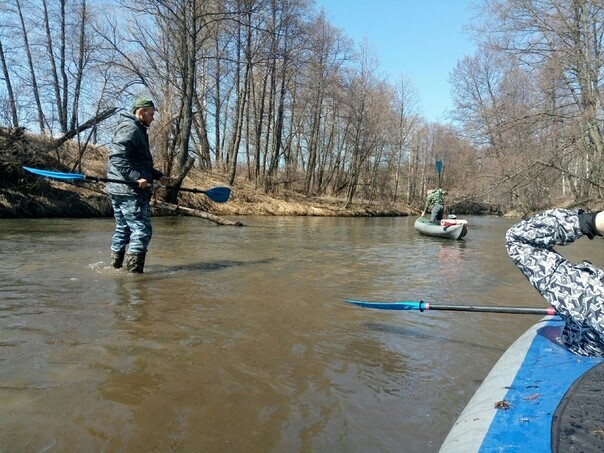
[153,201,244,226]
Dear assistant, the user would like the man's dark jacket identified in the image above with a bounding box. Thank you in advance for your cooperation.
[105,111,163,196]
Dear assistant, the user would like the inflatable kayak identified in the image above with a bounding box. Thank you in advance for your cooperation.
[414,217,468,240]
[440,317,604,452]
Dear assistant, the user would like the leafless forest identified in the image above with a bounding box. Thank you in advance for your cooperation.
[1,0,604,212]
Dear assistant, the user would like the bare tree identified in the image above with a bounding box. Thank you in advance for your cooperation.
[225,0,254,186]
[41,0,68,132]
[0,39,18,127]
[301,12,351,194]
[450,44,551,210]
[264,0,307,193]
[15,0,45,132]
[474,0,604,203]
[342,42,386,207]
[392,75,419,203]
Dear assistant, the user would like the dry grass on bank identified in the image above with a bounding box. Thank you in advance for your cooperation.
[167,168,415,217]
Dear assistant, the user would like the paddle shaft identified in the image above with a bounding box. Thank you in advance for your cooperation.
[84,175,137,186]
[86,175,213,194]
[423,302,555,315]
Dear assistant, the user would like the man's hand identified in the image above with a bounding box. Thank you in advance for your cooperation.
[137,178,149,189]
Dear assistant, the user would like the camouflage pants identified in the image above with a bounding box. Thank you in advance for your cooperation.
[110,194,152,255]
[505,208,604,357]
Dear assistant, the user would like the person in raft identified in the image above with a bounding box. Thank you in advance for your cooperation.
[505,209,604,357]
[106,97,172,273]
[421,188,447,224]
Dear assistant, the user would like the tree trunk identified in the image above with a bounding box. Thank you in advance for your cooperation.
[227,7,252,186]
[16,0,45,133]
[193,91,212,170]
[0,40,18,127]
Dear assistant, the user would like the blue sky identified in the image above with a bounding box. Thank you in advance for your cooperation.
[314,0,478,123]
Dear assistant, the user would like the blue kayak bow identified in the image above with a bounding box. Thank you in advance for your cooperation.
[344,300,556,315]
[23,166,231,203]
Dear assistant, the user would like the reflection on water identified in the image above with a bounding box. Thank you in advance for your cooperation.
[1,215,602,451]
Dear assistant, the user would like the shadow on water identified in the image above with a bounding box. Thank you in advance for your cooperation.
[362,322,506,354]
[142,257,275,277]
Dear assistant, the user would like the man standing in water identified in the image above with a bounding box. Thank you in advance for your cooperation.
[506,208,604,356]
[106,97,170,273]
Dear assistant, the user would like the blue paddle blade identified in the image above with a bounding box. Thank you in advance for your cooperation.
[23,166,86,181]
[435,160,443,174]
[204,187,231,203]
[345,300,422,311]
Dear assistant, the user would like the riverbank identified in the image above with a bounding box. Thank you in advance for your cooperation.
[0,173,415,220]
[0,128,416,220]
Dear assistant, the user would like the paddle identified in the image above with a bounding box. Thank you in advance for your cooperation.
[435,159,443,188]
[23,166,231,203]
[344,300,556,315]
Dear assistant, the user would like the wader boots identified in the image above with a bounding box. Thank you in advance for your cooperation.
[125,253,146,273]
[110,250,125,269]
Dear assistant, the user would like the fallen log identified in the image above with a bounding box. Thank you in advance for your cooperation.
[153,201,244,226]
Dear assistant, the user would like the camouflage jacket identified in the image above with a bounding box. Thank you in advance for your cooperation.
[505,208,604,357]
[423,188,447,211]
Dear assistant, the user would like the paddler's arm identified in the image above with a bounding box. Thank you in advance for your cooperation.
[505,209,590,310]
[505,209,604,356]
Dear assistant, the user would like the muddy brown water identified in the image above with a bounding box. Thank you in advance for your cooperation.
[2,215,602,452]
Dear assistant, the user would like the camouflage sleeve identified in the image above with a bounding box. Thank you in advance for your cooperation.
[505,208,604,356]
[424,191,436,210]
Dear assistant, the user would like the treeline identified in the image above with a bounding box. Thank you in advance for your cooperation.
[1,0,603,213]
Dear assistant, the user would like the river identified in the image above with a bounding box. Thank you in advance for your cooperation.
[1,214,601,452]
